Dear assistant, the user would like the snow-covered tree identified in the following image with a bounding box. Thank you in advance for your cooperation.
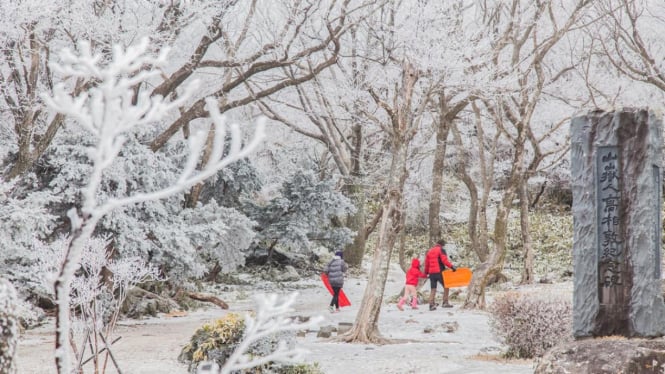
[0,0,213,179]
[244,169,355,263]
[42,38,264,374]
[38,124,257,283]
[30,236,159,373]
[0,277,18,374]
[584,0,665,107]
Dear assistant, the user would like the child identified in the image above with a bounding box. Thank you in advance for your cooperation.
[398,258,427,310]
[324,250,347,313]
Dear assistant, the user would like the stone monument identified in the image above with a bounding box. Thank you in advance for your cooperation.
[571,108,665,338]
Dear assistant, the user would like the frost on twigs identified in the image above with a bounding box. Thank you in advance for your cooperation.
[0,278,18,374]
[488,291,572,359]
[42,37,265,374]
[184,292,323,374]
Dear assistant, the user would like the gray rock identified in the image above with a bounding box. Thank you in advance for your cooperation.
[535,339,665,374]
[337,322,353,335]
[440,321,459,333]
[279,266,301,282]
[317,325,336,338]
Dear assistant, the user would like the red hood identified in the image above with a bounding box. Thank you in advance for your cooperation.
[411,258,420,268]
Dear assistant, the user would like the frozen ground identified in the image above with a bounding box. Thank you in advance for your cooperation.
[16,263,547,374]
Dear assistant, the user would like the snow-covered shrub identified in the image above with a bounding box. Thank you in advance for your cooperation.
[41,36,264,372]
[180,293,322,374]
[36,124,257,283]
[0,277,18,374]
[179,313,246,371]
[180,313,298,373]
[29,235,160,348]
[0,177,59,280]
[488,291,572,358]
[244,169,355,261]
[198,159,263,210]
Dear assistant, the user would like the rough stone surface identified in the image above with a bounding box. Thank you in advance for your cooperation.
[317,325,335,338]
[535,339,665,374]
[571,109,665,337]
[337,322,353,335]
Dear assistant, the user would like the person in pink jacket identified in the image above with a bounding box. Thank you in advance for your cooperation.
[397,258,427,310]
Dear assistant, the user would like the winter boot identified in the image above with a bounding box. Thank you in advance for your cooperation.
[397,297,406,311]
[441,288,453,308]
[410,297,418,309]
[428,290,437,311]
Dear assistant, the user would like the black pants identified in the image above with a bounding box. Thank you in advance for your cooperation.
[330,286,341,308]
[429,273,445,289]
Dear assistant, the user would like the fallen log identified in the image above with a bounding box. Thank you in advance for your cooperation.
[186,292,229,309]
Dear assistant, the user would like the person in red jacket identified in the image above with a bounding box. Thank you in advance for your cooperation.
[397,258,427,310]
[424,239,456,310]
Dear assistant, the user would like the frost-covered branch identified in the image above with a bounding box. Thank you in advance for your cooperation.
[42,38,265,374]
[218,293,323,374]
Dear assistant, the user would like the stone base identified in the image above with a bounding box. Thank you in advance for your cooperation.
[535,338,665,374]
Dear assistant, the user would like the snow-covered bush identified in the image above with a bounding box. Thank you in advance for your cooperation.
[34,115,257,283]
[28,235,160,368]
[0,277,18,374]
[179,313,246,371]
[180,293,322,374]
[0,178,59,278]
[41,37,264,373]
[488,291,572,358]
[244,169,355,262]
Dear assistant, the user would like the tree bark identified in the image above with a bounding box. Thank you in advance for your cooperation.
[343,124,366,267]
[341,61,418,343]
[464,120,526,309]
[341,174,404,344]
[450,120,489,262]
[428,94,469,244]
[428,95,451,244]
[519,179,535,284]
[186,292,229,309]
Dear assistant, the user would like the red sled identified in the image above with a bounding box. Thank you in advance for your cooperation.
[320,273,351,307]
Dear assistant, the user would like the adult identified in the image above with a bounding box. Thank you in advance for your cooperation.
[424,239,456,310]
[324,250,348,313]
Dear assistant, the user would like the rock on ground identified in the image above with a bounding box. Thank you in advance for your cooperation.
[535,338,665,374]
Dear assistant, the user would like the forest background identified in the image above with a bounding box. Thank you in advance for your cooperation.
[2,0,665,372]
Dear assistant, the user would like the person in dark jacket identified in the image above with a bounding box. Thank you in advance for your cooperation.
[424,239,456,310]
[397,258,427,310]
[324,250,348,313]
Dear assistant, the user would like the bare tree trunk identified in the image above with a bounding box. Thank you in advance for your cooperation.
[428,94,467,244]
[464,123,526,309]
[519,179,535,284]
[463,189,514,309]
[428,96,451,243]
[342,61,419,343]
[450,121,489,262]
[343,125,367,267]
[342,168,404,344]
[398,205,408,272]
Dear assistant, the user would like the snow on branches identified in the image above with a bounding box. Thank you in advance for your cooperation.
[192,293,323,374]
[42,38,264,374]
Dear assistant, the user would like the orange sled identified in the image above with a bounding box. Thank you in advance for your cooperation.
[442,267,473,288]
[321,273,351,307]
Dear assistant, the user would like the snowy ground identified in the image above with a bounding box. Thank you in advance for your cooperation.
[15,263,548,374]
